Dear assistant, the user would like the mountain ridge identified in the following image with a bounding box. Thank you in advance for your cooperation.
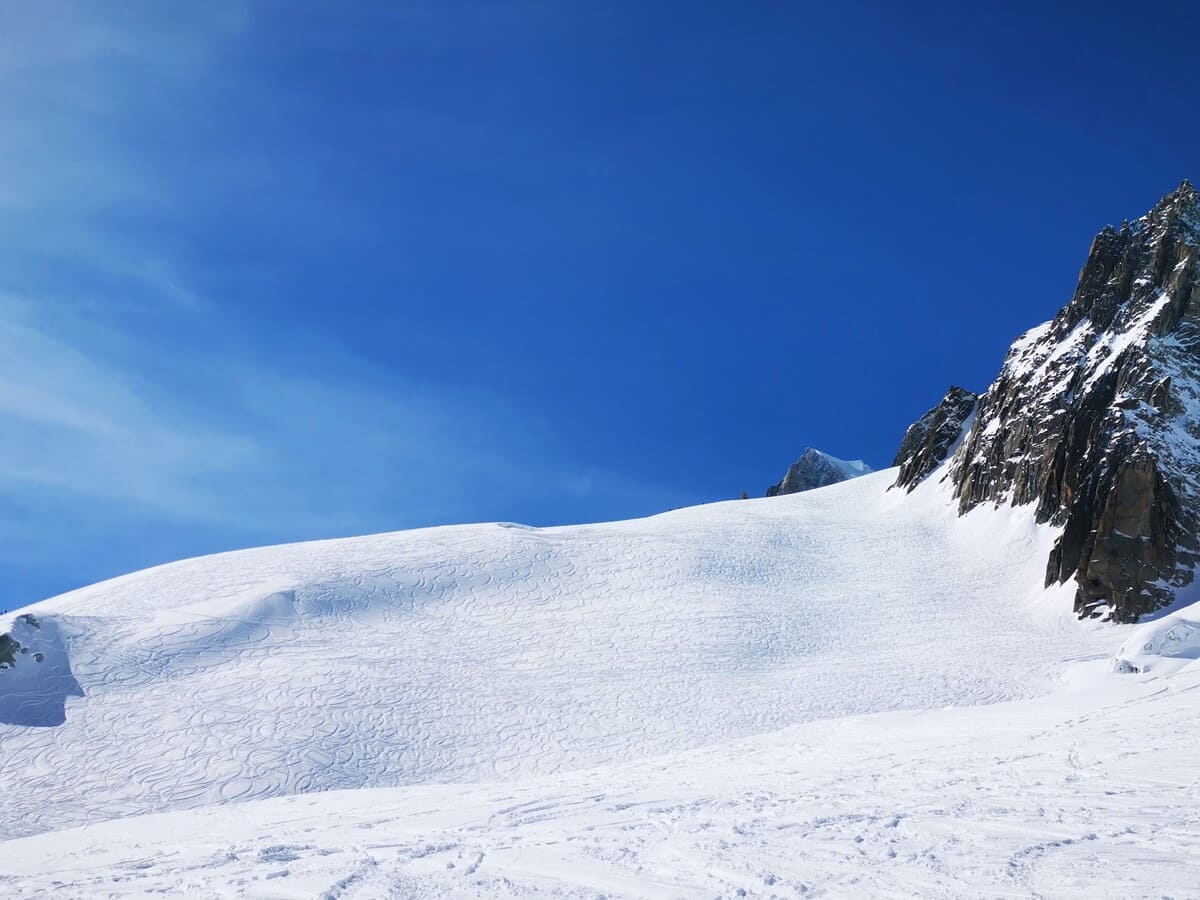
[765,447,873,497]
[895,181,1200,622]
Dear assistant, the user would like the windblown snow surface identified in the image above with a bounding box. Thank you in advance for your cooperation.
[3,468,1200,897]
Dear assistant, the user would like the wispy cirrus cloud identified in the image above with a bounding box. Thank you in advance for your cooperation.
[0,2,674,603]
[0,291,650,532]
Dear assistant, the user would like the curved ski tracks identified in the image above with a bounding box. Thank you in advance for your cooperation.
[0,472,1106,841]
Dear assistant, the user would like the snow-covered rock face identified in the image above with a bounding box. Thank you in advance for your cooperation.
[892,386,978,491]
[944,180,1200,622]
[765,448,872,496]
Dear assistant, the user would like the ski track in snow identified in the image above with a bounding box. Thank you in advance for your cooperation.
[3,468,1185,897]
[4,673,1200,898]
[0,472,1095,840]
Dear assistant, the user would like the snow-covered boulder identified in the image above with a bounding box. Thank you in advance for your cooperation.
[1113,604,1200,674]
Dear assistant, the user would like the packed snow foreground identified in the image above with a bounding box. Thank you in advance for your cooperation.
[2,468,1200,898]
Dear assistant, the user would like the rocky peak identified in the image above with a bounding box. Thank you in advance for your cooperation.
[1060,181,1200,337]
[892,386,979,491]
[1148,178,1199,223]
[766,448,872,497]
[919,182,1200,622]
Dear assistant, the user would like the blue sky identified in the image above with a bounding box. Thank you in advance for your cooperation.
[3,1,1199,604]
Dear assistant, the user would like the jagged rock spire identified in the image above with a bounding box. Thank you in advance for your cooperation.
[930,181,1200,621]
[891,387,978,492]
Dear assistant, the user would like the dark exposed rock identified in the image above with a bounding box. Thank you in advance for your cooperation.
[891,387,979,491]
[0,614,39,670]
[939,180,1200,622]
[766,448,872,497]
[0,634,17,669]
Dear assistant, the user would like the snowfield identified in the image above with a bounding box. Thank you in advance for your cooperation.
[2,467,1198,897]
[6,676,1199,899]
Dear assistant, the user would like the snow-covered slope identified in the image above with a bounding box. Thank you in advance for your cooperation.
[5,465,1199,897]
[2,469,1100,842]
[6,669,1200,899]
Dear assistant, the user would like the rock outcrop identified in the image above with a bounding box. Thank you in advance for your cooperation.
[892,387,978,491]
[0,613,82,726]
[0,613,39,670]
[766,448,872,497]
[897,181,1200,622]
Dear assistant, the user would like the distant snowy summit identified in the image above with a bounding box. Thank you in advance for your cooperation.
[765,448,872,496]
[894,180,1200,623]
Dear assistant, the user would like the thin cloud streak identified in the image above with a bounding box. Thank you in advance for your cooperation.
[0,3,675,603]
[0,290,668,537]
